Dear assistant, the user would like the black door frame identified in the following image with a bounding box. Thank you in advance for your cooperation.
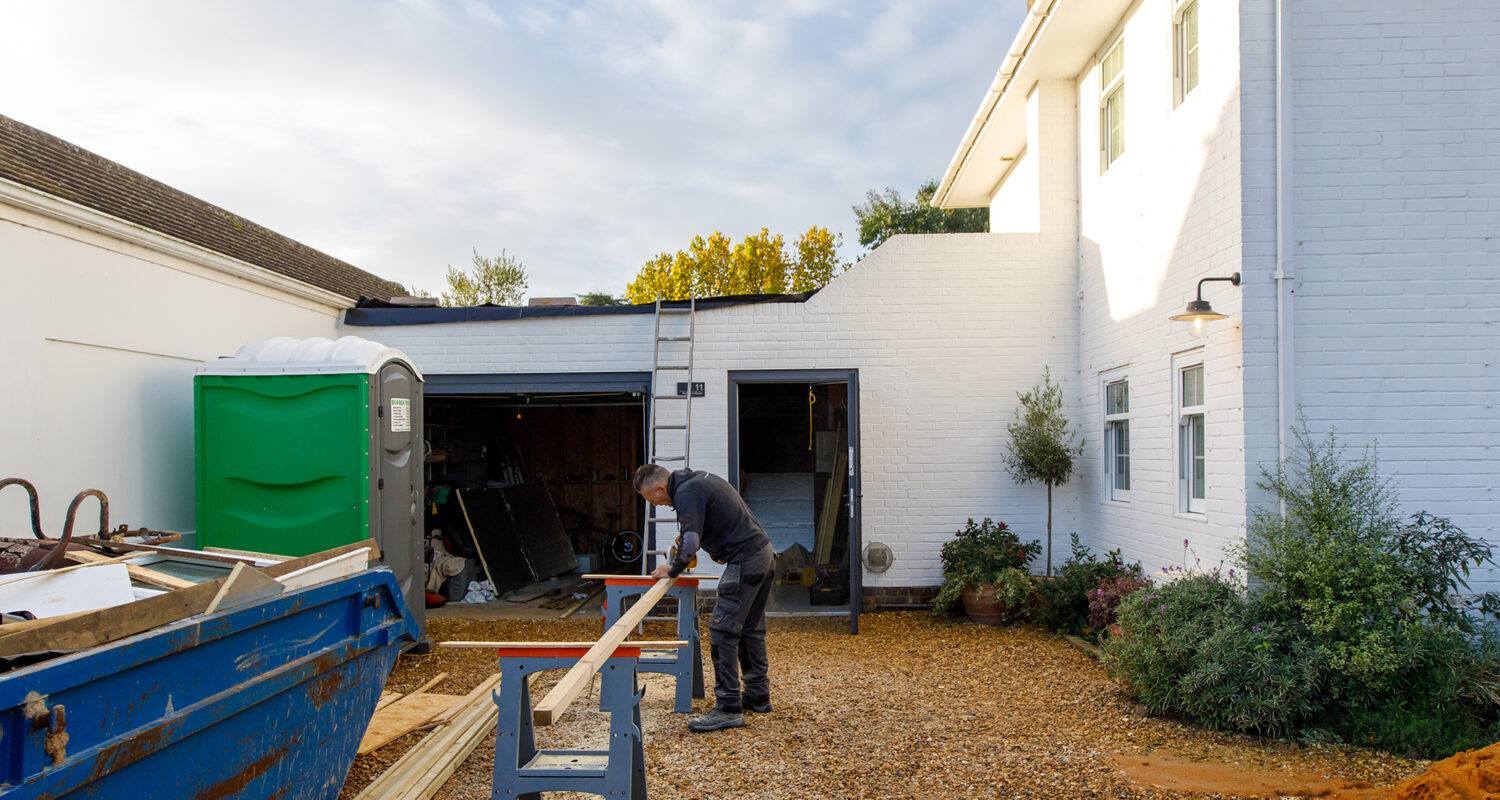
[727,369,860,635]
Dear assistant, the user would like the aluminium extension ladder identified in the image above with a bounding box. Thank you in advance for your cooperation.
[641,296,696,578]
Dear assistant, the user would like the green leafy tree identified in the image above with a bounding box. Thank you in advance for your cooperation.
[441,248,529,307]
[852,178,988,251]
[625,226,846,303]
[1003,367,1083,575]
[577,291,626,306]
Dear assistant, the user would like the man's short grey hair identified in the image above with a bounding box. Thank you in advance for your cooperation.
[632,463,670,492]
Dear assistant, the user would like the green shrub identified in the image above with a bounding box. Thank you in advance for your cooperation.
[1106,424,1500,758]
[931,518,1042,616]
[1104,575,1322,737]
[1032,533,1141,635]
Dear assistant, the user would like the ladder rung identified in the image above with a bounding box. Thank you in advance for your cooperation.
[654,364,690,370]
[653,456,685,462]
[652,395,687,401]
[657,336,692,342]
[658,308,692,315]
[645,549,671,556]
[653,424,686,431]
[645,518,676,525]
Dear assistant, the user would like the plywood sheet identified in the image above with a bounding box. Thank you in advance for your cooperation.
[357,693,462,754]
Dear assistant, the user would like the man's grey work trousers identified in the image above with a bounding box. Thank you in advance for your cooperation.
[707,542,775,713]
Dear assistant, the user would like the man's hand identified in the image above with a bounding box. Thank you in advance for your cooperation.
[651,563,672,580]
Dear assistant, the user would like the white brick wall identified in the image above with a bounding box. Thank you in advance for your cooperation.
[1071,0,1250,575]
[357,232,1079,586]
[1279,0,1500,588]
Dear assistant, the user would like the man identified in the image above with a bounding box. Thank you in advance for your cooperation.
[633,463,775,732]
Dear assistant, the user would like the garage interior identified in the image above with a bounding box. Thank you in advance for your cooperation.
[735,381,852,614]
[423,391,646,602]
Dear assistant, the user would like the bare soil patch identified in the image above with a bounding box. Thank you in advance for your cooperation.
[341,613,1431,799]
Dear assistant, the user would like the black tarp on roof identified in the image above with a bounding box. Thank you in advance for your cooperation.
[344,291,819,326]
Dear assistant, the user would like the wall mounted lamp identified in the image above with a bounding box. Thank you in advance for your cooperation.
[1170,272,1241,336]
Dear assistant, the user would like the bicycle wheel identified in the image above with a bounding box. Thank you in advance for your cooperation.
[608,529,643,568]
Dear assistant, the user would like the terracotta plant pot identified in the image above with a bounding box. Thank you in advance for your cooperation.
[960,584,1013,626]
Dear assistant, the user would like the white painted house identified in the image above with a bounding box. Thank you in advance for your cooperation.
[933,0,1500,588]
[0,114,404,537]
[352,0,1500,615]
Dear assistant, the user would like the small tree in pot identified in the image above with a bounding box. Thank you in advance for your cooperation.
[1004,367,1083,576]
[932,518,1042,625]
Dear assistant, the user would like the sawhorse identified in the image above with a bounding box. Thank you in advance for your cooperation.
[491,641,686,799]
[589,574,711,714]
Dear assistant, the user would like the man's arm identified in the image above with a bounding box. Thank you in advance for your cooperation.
[667,530,701,577]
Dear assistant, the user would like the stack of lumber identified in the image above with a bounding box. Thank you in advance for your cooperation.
[352,673,503,800]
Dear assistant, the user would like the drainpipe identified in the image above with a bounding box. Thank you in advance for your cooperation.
[1274,0,1295,467]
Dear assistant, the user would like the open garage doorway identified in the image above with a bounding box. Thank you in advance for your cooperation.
[421,374,649,601]
[729,370,860,634]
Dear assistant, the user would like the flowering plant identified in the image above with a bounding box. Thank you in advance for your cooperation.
[931,518,1041,616]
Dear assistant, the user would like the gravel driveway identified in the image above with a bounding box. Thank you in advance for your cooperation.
[341,613,1424,799]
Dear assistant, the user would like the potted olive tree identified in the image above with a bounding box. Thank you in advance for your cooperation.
[1004,367,1083,576]
[932,518,1042,625]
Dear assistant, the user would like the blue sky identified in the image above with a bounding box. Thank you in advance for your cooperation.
[1,1,1024,299]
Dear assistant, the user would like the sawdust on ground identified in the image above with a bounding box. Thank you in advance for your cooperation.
[340,613,1434,800]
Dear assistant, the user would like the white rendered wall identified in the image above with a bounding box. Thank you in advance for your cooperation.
[0,199,343,535]
[989,147,1039,234]
[1278,0,1500,588]
[1070,0,1248,575]
[360,232,1080,587]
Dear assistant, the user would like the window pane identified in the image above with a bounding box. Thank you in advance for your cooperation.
[1182,365,1203,407]
[1114,422,1131,490]
[1184,2,1199,94]
[1102,40,1124,87]
[1107,380,1129,414]
[1105,88,1125,163]
[1191,415,1205,499]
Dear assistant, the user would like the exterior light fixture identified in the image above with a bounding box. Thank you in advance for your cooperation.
[1170,272,1241,336]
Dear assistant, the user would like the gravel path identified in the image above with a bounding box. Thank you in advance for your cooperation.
[340,613,1426,800]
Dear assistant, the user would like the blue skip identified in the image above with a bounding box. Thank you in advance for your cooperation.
[0,567,417,799]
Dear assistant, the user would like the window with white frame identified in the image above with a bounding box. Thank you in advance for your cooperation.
[1100,38,1125,170]
[1104,379,1130,500]
[1179,364,1205,512]
[1174,0,1200,106]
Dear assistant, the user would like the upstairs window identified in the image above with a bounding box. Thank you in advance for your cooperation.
[1104,379,1130,501]
[1174,0,1200,106]
[1100,39,1125,170]
[1178,364,1205,513]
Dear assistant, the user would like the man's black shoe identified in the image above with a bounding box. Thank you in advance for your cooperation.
[744,699,772,714]
[687,707,745,732]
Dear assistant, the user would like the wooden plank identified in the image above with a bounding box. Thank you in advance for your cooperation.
[202,546,287,562]
[73,539,260,566]
[814,429,848,565]
[580,573,717,581]
[275,548,370,591]
[438,640,688,649]
[531,576,676,727]
[351,674,500,800]
[375,692,404,711]
[64,549,196,591]
[358,694,460,754]
[428,673,501,727]
[0,539,382,659]
[203,562,284,615]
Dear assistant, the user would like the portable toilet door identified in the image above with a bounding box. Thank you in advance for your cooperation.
[372,357,424,634]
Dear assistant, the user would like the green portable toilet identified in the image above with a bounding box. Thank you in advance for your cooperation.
[195,335,425,632]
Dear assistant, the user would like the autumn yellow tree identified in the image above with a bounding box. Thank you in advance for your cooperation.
[626,226,845,303]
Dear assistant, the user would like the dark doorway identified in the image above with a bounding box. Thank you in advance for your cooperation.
[729,370,860,634]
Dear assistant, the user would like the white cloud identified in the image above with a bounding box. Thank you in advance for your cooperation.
[0,0,1025,297]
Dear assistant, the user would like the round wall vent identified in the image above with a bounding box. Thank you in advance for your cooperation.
[862,542,894,573]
